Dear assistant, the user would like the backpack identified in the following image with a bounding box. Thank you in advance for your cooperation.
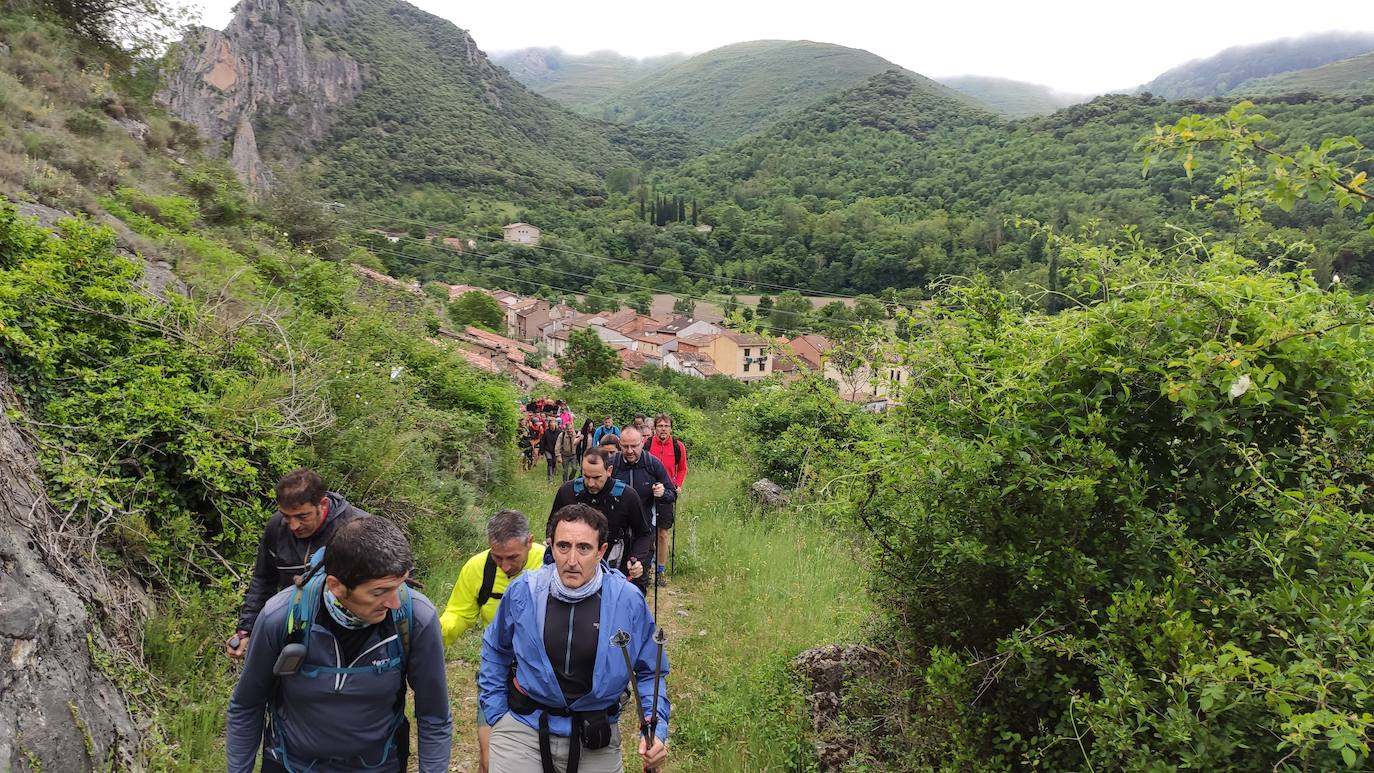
[646,435,684,470]
[268,547,413,771]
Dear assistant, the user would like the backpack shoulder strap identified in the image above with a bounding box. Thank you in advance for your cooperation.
[611,478,627,496]
[476,551,500,608]
[674,438,683,468]
[393,584,413,663]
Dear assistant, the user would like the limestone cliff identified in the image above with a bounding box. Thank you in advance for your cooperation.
[159,0,365,197]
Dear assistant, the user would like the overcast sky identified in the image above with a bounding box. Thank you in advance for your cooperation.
[197,0,1374,94]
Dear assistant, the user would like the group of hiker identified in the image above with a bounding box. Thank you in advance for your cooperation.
[222,405,690,773]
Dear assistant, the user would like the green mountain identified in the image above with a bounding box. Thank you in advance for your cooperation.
[593,40,913,145]
[162,0,648,201]
[1142,31,1374,99]
[492,47,687,113]
[1232,50,1374,97]
[939,75,1089,118]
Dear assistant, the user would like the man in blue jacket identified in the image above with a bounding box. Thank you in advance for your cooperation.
[480,503,669,773]
[226,516,453,773]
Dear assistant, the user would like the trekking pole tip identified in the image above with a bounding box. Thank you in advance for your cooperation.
[611,629,632,648]
[654,627,667,645]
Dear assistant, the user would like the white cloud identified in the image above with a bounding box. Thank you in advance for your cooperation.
[196,0,1374,94]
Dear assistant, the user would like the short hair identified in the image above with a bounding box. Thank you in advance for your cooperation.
[602,415,613,422]
[276,469,326,509]
[596,434,619,450]
[619,426,643,443]
[582,447,615,468]
[487,509,530,545]
[326,516,413,589]
[548,503,608,546]
[654,413,673,427]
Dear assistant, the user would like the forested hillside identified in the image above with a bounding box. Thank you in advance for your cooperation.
[163,0,671,202]
[1142,31,1374,98]
[1236,50,1374,97]
[591,40,910,144]
[939,74,1087,117]
[493,46,687,112]
[372,72,1374,313]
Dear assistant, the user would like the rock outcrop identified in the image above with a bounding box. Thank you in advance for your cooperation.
[158,0,365,197]
[749,478,788,507]
[0,369,139,771]
[793,644,887,771]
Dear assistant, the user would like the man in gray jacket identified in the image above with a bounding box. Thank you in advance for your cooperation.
[226,469,367,658]
[226,515,452,772]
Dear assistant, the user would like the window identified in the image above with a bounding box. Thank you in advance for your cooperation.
[743,359,750,373]
[744,348,751,357]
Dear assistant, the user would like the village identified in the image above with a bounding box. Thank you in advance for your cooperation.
[352,221,907,407]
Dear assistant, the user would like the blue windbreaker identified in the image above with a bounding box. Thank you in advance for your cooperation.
[478,563,670,741]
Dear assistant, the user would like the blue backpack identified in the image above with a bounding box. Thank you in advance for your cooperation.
[267,547,414,772]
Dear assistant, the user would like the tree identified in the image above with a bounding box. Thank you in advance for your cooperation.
[42,0,192,52]
[558,328,621,387]
[447,290,503,331]
[768,290,812,337]
[627,291,653,315]
[672,296,695,316]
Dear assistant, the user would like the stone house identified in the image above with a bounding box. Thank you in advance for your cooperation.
[502,223,541,245]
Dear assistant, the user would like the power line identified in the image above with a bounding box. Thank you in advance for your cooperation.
[362,242,877,337]
[366,236,889,332]
[331,201,922,312]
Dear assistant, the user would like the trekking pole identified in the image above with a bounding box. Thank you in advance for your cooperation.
[670,525,676,575]
[649,505,659,622]
[647,627,667,744]
[612,630,659,773]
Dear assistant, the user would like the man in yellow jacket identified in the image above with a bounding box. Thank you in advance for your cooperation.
[440,509,544,773]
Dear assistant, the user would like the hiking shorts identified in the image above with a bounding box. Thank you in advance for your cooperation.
[654,501,675,529]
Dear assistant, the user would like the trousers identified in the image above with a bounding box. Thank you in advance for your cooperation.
[488,712,623,773]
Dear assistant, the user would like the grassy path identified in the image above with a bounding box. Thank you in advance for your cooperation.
[427,457,869,771]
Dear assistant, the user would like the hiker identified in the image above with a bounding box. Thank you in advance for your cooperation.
[549,448,650,584]
[226,469,367,659]
[597,433,620,455]
[612,428,678,587]
[479,503,669,773]
[440,510,544,773]
[575,418,595,461]
[226,516,452,773]
[557,419,579,481]
[557,399,574,429]
[591,415,619,447]
[632,414,649,434]
[518,416,537,472]
[540,418,564,484]
[644,414,688,583]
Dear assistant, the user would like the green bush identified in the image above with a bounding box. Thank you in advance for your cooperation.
[854,243,1374,769]
[576,378,705,456]
[63,109,106,135]
[726,375,874,486]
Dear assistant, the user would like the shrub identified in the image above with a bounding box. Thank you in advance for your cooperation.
[63,109,106,135]
[576,378,704,456]
[853,245,1374,769]
[726,375,873,486]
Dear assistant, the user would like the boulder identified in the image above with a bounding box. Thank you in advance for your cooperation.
[749,478,787,507]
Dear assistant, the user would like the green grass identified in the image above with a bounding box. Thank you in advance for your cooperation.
[666,461,870,772]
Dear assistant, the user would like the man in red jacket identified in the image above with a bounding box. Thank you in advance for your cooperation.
[644,413,688,584]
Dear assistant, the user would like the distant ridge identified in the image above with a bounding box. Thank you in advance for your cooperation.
[591,40,907,145]
[1142,31,1374,99]
[939,75,1089,118]
[1232,50,1374,98]
[492,47,688,112]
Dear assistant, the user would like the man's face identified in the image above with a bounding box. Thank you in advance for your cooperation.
[654,421,672,442]
[328,574,409,625]
[490,536,532,578]
[620,428,643,464]
[279,498,326,539]
[552,520,606,590]
[602,417,613,427]
[581,457,612,493]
